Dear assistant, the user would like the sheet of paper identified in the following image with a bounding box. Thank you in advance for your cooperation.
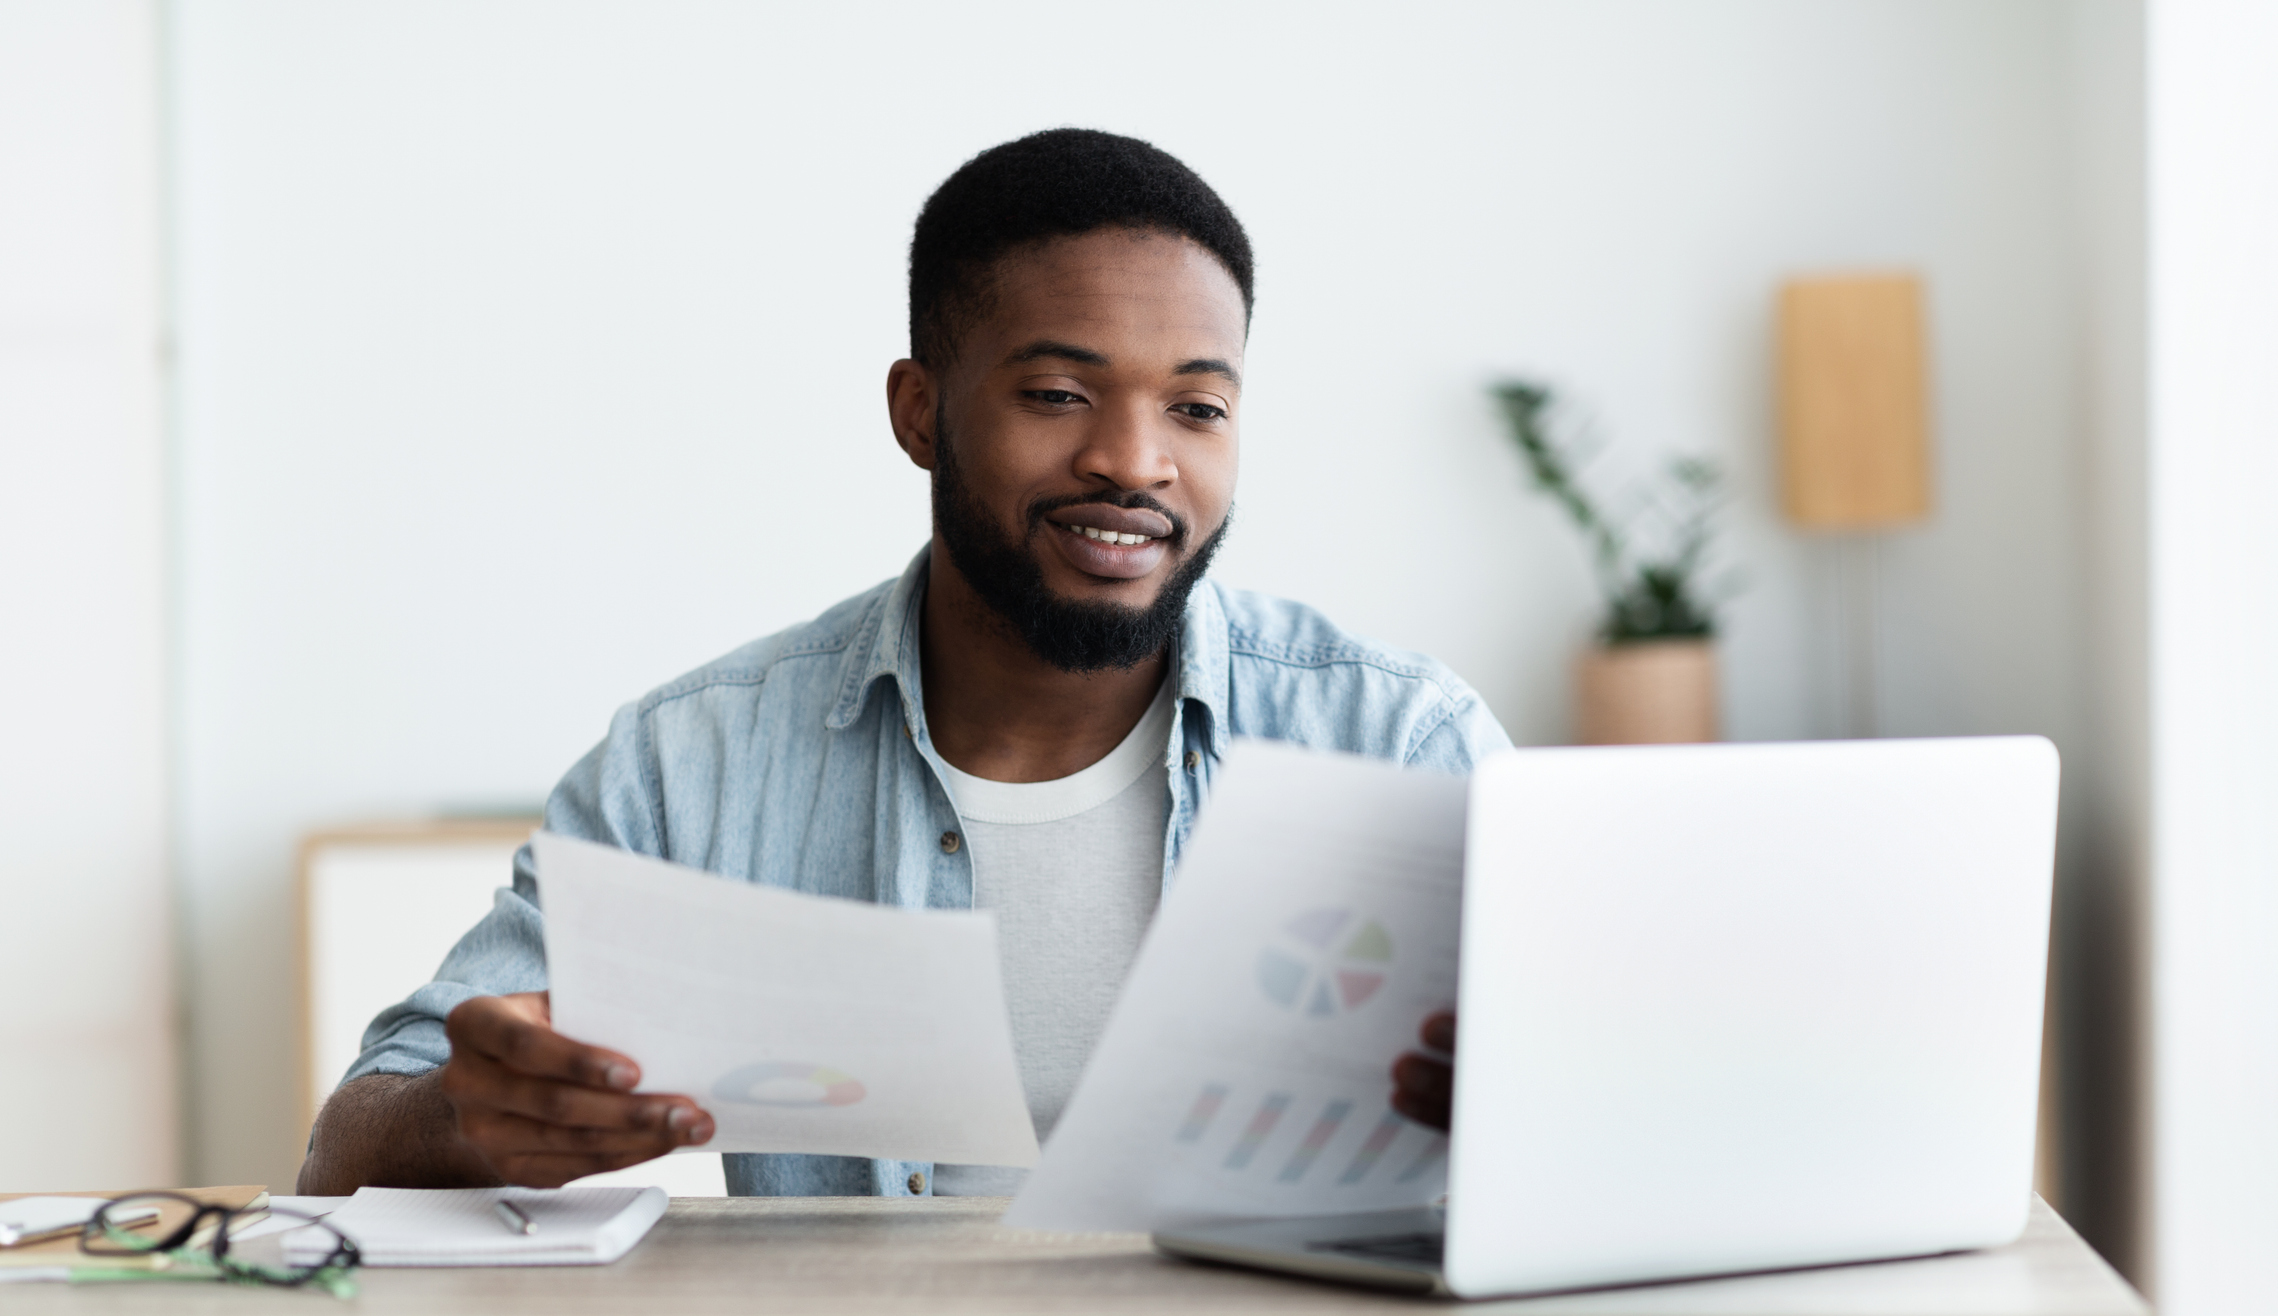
[0,1197,126,1246]
[536,833,1038,1168]
[1005,740,1462,1232]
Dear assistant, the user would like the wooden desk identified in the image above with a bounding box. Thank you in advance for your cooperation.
[5,1196,2146,1314]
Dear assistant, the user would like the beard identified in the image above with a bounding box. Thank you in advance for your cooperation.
[930,416,1230,674]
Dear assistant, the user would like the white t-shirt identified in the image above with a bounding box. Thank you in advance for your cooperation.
[928,679,1174,1196]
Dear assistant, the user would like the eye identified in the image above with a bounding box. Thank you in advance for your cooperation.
[1022,389,1085,406]
[1172,402,1227,422]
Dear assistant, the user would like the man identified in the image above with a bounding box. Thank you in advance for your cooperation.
[299,129,1504,1197]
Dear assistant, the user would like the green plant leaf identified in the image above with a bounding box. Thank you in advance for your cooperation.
[1489,379,1736,641]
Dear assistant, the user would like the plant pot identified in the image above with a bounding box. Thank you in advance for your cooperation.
[1574,638,1719,745]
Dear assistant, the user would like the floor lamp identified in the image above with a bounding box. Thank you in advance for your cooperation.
[1776,273,1933,738]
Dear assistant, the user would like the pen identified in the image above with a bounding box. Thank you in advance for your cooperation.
[493,1200,538,1236]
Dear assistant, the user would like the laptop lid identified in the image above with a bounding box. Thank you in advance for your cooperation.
[1445,737,2058,1298]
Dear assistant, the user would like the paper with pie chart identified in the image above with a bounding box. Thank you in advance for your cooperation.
[1258,908,1394,1016]
[1006,740,1464,1232]
[536,831,1039,1168]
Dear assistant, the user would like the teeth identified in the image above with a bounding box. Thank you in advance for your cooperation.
[1071,525,1151,545]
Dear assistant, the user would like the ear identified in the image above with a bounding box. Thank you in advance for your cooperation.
[886,359,940,471]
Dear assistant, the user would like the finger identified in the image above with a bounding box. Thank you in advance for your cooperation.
[1391,1053,1453,1130]
[492,1150,679,1189]
[1420,1010,1456,1054]
[1391,1084,1452,1132]
[462,1110,676,1159]
[1392,1053,1451,1104]
[467,1108,709,1158]
[456,1000,637,1088]
[455,1053,709,1133]
[447,996,639,1090]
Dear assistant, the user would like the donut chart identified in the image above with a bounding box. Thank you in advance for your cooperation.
[1256,906,1393,1017]
[711,1061,867,1107]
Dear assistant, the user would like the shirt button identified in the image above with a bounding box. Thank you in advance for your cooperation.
[940,831,961,854]
[1184,750,1200,772]
[907,1171,927,1194]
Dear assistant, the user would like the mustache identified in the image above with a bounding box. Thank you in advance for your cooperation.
[1023,490,1190,546]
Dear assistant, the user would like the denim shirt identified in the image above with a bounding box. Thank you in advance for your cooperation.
[344,545,1511,1197]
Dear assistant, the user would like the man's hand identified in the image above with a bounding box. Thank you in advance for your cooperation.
[1390,1009,1455,1131]
[438,992,715,1187]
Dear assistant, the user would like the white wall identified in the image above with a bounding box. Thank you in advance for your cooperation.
[0,0,177,1190]
[169,0,2101,1191]
[2147,1,2278,1310]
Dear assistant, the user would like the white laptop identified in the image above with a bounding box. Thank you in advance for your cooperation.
[1154,736,2059,1299]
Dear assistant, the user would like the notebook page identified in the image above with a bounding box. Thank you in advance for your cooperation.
[285,1186,665,1267]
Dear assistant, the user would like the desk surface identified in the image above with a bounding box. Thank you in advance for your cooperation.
[6,1195,2146,1315]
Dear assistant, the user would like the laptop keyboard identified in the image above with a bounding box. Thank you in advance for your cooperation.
[1307,1231,1445,1266]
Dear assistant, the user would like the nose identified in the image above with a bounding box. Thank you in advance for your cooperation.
[1073,394,1177,492]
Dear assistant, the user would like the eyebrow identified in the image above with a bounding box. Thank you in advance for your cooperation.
[1005,340,1110,368]
[1002,340,1242,389]
[1174,357,1242,387]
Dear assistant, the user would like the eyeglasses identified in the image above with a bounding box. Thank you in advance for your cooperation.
[80,1192,361,1296]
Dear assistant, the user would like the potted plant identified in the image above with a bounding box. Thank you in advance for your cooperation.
[1492,381,1732,744]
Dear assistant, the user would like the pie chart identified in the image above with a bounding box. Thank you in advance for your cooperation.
[1256,906,1393,1017]
[712,1061,867,1107]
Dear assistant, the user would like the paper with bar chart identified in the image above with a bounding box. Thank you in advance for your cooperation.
[535,832,1039,1167]
[1004,740,1461,1232]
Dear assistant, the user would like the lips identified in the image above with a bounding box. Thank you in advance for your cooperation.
[1045,518,1171,580]
[1044,505,1175,541]
[1036,501,1179,581]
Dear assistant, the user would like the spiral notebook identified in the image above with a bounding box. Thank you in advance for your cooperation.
[284,1186,666,1267]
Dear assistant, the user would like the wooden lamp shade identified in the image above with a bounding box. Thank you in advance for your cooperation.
[1776,274,1932,528]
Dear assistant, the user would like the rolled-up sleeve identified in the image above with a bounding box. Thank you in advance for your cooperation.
[337,697,666,1087]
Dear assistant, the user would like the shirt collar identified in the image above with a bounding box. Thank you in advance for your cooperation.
[827,541,1230,758]
[827,545,931,733]
[1174,574,1231,759]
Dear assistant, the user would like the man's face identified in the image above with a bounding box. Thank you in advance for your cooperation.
[896,228,1245,670]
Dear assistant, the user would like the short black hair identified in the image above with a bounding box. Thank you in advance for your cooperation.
[908,128,1254,368]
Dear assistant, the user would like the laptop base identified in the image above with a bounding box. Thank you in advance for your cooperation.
[1152,1207,1451,1296]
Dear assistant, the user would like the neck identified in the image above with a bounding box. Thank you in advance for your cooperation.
[919,541,1169,784]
